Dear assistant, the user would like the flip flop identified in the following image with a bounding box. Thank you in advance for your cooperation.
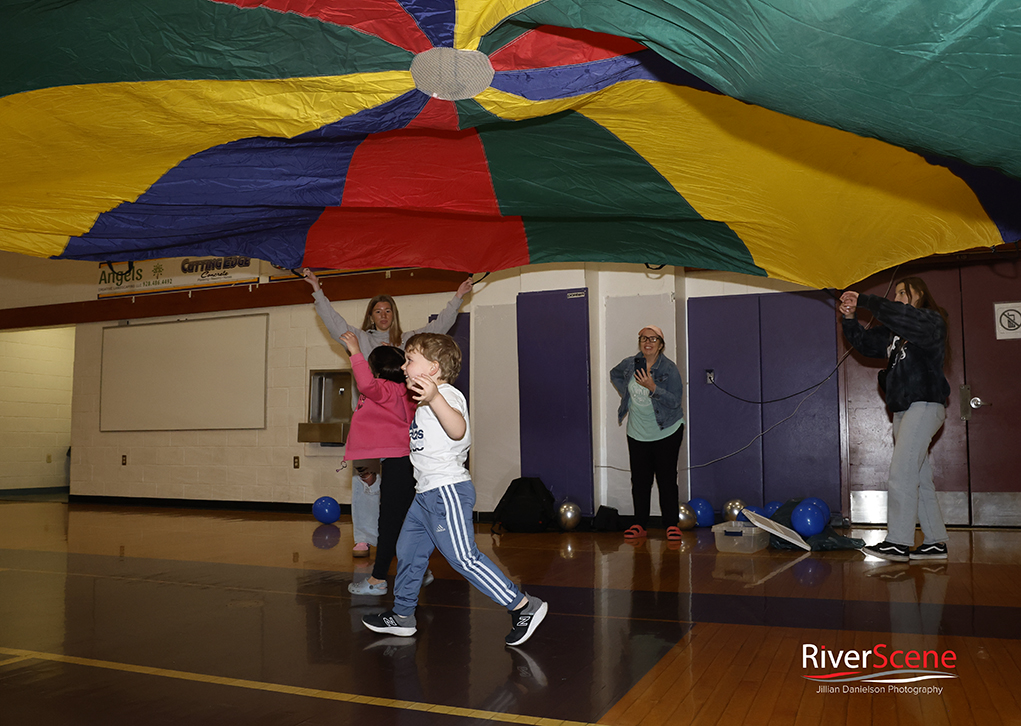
[666,525,683,541]
[624,524,647,539]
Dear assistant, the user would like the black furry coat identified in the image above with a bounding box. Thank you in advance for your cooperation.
[842,293,950,413]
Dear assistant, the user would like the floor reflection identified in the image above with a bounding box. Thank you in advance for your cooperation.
[0,504,687,725]
[4,503,1021,725]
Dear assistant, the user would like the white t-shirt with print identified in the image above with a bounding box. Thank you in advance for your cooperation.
[410,384,471,493]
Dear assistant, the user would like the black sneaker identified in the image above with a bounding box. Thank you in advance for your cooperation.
[861,541,909,562]
[505,596,547,646]
[507,646,548,689]
[363,610,417,637]
[909,542,948,560]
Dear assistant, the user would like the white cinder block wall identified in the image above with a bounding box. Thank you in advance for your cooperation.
[2,251,812,509]
[0,327,75,490]
[68,289,461,505]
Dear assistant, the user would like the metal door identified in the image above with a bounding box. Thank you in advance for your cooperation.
[843,256,1021,525]
[960,260,1021,525]
[842,265,968,524]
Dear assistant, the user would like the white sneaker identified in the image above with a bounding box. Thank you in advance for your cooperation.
[348,578,387,596]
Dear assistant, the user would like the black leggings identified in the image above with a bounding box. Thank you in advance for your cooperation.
[627,424,685,529]
[371,456,417,581]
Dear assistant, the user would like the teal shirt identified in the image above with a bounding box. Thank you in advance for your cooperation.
[626,377,684,441]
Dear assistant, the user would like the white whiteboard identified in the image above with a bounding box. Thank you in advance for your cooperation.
[100,315,267,431]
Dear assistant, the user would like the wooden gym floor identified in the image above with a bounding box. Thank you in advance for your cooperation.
[2,500,1020,725]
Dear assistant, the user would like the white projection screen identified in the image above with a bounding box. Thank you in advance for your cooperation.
[100,314,268,431]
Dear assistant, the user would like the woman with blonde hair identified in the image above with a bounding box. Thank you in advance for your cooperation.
[303,270,473,557]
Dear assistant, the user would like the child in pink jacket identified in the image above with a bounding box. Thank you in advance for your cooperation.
[340,332,428,596]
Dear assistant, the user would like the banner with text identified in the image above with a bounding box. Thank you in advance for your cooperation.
[97,257,259,298]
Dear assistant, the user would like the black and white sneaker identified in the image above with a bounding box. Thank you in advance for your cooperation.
[363,610,417,637]
[861,541,909,562]
[507,646,548,689]
[505,595,547,646]
[909,542,948,560]
[864,563,912,581]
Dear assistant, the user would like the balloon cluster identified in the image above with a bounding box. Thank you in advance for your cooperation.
[680,496,833,537]
[682,498,714,528]
[791,497,830,537]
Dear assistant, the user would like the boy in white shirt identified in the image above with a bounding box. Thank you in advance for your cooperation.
[362,333,547,646]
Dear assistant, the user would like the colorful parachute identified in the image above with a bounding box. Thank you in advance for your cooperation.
[1,0,1019,288]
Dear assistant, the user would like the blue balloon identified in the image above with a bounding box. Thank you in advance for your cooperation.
[793,558,833,587]
[738,505,766,522]
[688,498,715,527]
[801,497,831,523]
[791,502,826,537]
[764,500,783,517]
[312,496,340,524]
[312,524,340,549]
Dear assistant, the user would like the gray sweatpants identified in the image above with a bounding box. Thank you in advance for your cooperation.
[886,401,948,547]
[392,480,525,617]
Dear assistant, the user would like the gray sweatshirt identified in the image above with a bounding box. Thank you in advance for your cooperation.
[312,289,463,354]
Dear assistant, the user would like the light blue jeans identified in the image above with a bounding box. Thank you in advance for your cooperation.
[351,461,380,546]
[886,401,948,547]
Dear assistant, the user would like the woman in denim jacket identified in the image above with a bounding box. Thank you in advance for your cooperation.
[610,325,686,541]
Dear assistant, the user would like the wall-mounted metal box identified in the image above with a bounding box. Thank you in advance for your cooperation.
[297,369,353,444]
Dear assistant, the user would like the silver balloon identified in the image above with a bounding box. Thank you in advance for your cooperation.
[558,501,582,531]
[723,498,747,522]
[677,503,697,530]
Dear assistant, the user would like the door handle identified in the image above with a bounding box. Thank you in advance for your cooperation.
[960,384,991,421]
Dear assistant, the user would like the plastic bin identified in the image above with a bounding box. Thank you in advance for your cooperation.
[712,520,770,553]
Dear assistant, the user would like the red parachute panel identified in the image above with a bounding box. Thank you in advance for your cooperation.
[210,0,434,53]
[304,208,531,272]
[489,26,646,71]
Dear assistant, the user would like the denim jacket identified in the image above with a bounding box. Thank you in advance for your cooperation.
[610,353,685,429]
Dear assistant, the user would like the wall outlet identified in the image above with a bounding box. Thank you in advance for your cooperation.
[121,454,127,465]
[705,369,715,384]
[293,456,300,469]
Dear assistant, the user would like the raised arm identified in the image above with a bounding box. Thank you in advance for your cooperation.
[306,270,376,350]
[348,353,395,404]
[404,277,473,340]
[339,332,387,404]
[857,293,946,349]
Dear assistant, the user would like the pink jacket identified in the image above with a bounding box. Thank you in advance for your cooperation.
[344,353,416,461]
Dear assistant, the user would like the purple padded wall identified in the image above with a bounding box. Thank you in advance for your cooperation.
[688,291,841,515]
[517,289,594,515]
[688,295,763,509]
[760,292,840,509]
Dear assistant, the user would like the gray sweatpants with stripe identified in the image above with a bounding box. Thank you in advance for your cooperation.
[392,480,525,616]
